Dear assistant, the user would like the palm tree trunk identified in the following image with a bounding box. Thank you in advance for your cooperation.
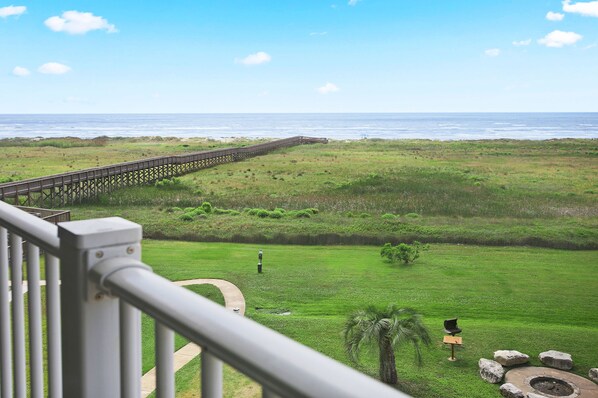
[379,338,398,384]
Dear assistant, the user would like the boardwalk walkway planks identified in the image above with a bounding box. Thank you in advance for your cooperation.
[0,136,326,207]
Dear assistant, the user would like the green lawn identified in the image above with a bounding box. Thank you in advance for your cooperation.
[139,240,598,398]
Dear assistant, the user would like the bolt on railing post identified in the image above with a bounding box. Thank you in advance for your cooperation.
[58,217,142,398]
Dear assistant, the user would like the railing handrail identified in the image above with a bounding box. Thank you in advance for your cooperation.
[0,200,60,255]
[1,201,407,398]
[90,258,406,398]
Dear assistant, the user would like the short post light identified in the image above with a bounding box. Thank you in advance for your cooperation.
[258,249,263,273]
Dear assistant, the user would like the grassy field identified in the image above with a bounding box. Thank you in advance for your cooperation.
[4,137,597,396]
[2,137,595,248]
[138,240,598,398]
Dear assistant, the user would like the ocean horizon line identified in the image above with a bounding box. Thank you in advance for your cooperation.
[2,111,598,116]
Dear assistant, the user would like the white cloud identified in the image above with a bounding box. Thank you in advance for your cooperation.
[546,11,565,20]
[235,51,271,66]
[38,62,72,75]
[538,30,583,47]
[317,82,339,94]
[485,48,501,57]
[512,39,532,46]
[44,11,117,34]
[348,0,361,5]
[12,66,30,77]
[562,0,598,17]
[0,5,26,18]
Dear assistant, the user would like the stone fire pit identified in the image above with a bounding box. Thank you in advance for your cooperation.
[504,367,598,398]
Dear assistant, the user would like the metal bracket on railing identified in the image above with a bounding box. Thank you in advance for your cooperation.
[90,257,152,296]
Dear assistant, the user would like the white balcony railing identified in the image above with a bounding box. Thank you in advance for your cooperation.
[0,200,408,398]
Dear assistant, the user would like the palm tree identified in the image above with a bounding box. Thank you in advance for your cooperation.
[343,305,431,385]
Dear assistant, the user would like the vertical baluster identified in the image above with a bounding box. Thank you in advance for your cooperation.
[120,301,141,398]
[201,350,223,398]
[0,227,12,397]
[45,253,62,398]
[155,322,174,398]
[9,234,25,398]
[26,243,43,398]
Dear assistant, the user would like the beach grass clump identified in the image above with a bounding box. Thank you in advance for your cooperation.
[0,176,17,184]
[154,177,184,189]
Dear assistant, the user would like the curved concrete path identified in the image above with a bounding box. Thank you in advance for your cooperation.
[140,279,245,398]
[11,278,245,398]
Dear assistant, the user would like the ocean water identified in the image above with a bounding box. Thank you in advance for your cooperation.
[0,113,597,141]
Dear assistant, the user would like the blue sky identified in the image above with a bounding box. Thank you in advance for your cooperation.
[1,0,597,113]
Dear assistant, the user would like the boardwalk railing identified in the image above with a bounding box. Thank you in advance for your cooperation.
[0,136,327,207]
[15,206,71,224]
[0,201,406,398]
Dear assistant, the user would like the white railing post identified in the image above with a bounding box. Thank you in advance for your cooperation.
[58,217,142,398]
[201,350,223,398]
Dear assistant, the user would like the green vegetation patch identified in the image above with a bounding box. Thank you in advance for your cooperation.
[4,138,598,248]
[140,241,598,398]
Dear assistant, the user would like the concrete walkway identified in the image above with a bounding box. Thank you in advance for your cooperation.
[140,278,246,398]
[11,278,246,398]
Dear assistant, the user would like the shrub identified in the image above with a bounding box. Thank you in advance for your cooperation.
[179,213,194,221]
[380,241,429,264]
[274,207,286,214]
[405,213,421,219]
[257,209,270,218]
[345,211,354,218]
[213,208,241,216]
[183,207,195,212]
[359,213,371,218]
[269,210,284,219]
[381,213,396,220]
[292,210,311,218]
[201,201,213,214]
[306,208,319,215]
[190,208,206,216]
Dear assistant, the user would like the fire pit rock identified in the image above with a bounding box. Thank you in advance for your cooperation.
[494,350,530,367]
[539,350,573,370]
[590,368,598,384]
[480,358,505,384]
[499,383,524,398]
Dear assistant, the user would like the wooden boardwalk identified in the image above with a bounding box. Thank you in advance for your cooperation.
[0,136,326,207]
